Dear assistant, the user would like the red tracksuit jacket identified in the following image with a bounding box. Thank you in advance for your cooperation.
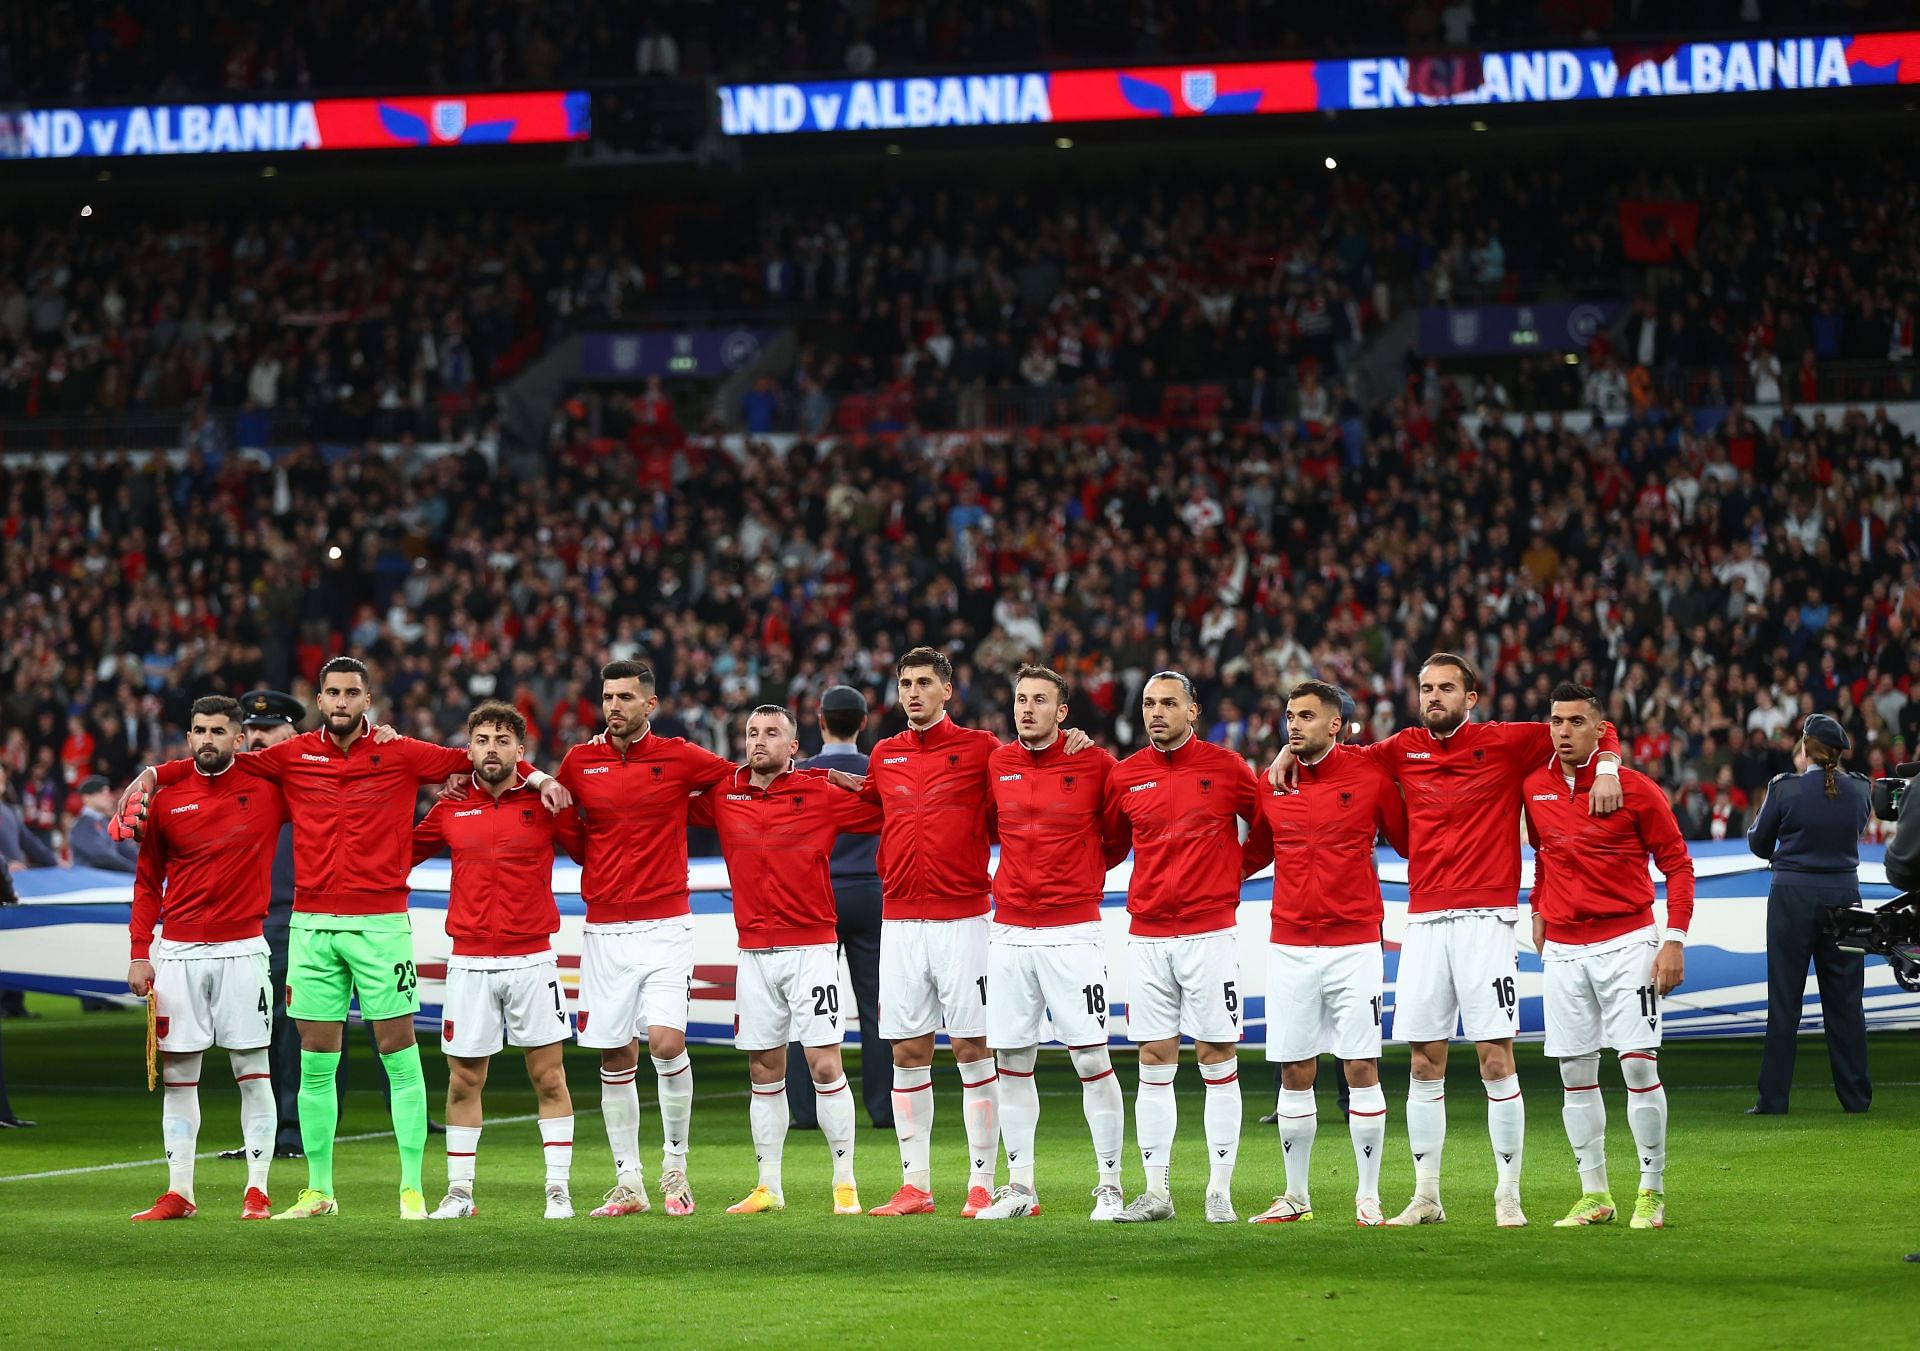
[989,737,1128,928]
[1256,744,1409,946]
[1522,755,1696,945]
[1351,717,1621,915]
[131,765,288,959]
[689,766,885,948]
[151,719,511,916]
[557,728,734,924]
[411,777,576,957]
[857,715,999,922]
[1103,735,1271,937]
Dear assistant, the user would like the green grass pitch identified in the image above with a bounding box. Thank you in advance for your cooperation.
[0,998,1913,1348]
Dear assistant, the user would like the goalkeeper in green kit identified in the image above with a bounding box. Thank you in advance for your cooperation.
[118,657,571,1219]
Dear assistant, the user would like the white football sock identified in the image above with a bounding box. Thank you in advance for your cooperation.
[1347,1082,1387,1202]
[540,1114,574,1187]
[1559,1054,1608,1194]
[445,1125,480,1192]
[749,1081,787,1194]
[1276,1086,1316,1206]
[161,1052,202,1204]
[958,1056,1000,1191]
[997,1046,1040,1191]
[1407,1075,1447,1202]
[651,1052,693,1173]
[230,1048,274,1195]
[1136,1063,1178,1197]
[1621,1051,1667,1192]
[814,1075,857,1184]
[600,1066,643,1188]
[891,1064,934,1191]
[1484,1073,1525,1190]
[1201,1058,1242,1195]
[1069,1044,1124,1190]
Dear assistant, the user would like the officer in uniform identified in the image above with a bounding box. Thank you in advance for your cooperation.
[786,685,894,1129]
[1746,713,1873,1115]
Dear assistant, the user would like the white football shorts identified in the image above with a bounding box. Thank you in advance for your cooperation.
[735,945,846,1051]
[1124,929,1242,1045]
[575,917,695,1048]
[878,916,990,1041]
[1391,912,1520,1044]
[1264,941,1384,1063]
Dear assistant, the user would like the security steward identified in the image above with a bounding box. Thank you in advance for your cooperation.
[1745,713,1873,1115]
[786,685,894,1129]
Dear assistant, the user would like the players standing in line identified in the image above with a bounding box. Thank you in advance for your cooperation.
[1102,671,1272,1224]
[1248,681,1408,1227]
[120,656,568,1221]
[1269,653,1622,1228]
[974,666,1131,1222]
[556,660,736,1219]
[410,704,581,1221]
[1522,683,1692,1232]
[687,706,883,1216]
[855,647,1007,1218]
[126,696,288,1221]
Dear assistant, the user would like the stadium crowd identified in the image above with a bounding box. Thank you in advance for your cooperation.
[2,376,1914,866]
[5,1,1914,101]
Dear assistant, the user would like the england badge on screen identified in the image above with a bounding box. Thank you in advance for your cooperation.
[1181,71,1217,113]
[432,100,468,142]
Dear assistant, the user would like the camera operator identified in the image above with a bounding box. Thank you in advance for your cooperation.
[1745,715,1872,1116]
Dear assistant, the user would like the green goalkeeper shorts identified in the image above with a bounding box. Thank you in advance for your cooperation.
[287,915,420,1023]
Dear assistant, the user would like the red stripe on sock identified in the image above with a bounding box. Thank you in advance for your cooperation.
[1000,1068,1035,1078]
[1627,1083,1664,1094]
[1078,1069,1115,1083]
[893,1081,933,1093]
[1620,1052,1659,1062]
[447,1151,477,1157]
[962,1074,1000,1088]
[1562,1085,1600,1092]
[1066,1043,1105,1050]
[815,1083,849,1096]
[235,1073,271,1082]
[1486,1091,1522,1102]
[600,1073,637,1084]
[1347,1108,1387,1117]
[543,1141,573,1147]
[163,1081,199,1088]
[751,1086,787,1096]
[659,1065,691,1079]
[1205,1073,1239,1086]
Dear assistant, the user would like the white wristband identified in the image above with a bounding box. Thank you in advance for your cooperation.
[1593,760,1620,776]
[526,769,552,790]
[1665,929,1687,947]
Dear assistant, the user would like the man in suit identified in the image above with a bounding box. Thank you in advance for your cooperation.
[71,775,140,872]
[786,685,894,1128]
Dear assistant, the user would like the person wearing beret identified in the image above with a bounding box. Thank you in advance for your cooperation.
[71,774,141,873]
[1745,714,1873,1115]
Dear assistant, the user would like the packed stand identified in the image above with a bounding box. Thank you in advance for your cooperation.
[0,209,652,441]
[3,381,1914,866]
[6,2,1916,102]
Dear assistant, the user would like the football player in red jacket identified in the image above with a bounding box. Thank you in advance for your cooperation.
[411,703,581,1222]
[1523,683,1692,1233]
[1102,672,1272,1224]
